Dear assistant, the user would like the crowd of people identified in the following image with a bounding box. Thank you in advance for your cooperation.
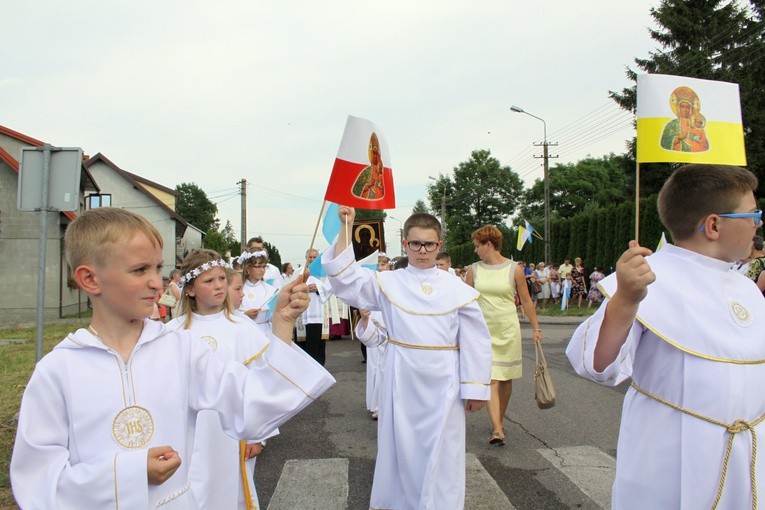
[10,164,765,509]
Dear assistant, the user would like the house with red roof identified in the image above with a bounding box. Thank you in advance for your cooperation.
[0,124,202,325]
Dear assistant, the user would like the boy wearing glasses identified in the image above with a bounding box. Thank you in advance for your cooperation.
[323,209,491,510]
[567,164,765,509]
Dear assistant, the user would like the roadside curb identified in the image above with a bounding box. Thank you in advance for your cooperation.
[519,314,588,326]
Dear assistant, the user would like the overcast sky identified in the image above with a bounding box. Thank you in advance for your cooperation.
[2,1,658,264]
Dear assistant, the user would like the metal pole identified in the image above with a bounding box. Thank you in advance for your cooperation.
[239,179,247,251]
[35,144,52,362]
[511,106,552,263]
[542,122,551,264]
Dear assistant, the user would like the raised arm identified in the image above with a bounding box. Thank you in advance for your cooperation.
[271,271,311,344]
[592,241,654,372]
[335,206,356,257]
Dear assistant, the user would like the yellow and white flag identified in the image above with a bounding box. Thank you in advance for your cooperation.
[636,74,746,165]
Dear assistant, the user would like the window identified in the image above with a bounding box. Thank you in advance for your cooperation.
[87,194,111,209]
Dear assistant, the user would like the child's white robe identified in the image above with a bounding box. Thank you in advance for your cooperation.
[11,318,335,509]
[356,311,387,413]
[241,279,277,334]
[323,244,491,510]
[567,244,765,509]
[167,311,287,509]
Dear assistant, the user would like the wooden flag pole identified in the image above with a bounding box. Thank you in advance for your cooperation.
[302,200,328,278]
[635,162,641,243]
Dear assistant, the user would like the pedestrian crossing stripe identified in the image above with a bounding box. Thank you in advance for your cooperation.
[265,447,615,510]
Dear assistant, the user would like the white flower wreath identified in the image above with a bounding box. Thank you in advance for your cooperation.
[180,258,231,284]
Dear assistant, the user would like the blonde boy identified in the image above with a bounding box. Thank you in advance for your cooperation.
[11,208,334,509]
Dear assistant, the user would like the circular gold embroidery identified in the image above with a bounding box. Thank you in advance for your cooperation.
[201,335,218,350]
[248,292,255,300]
[112,405,155,449]
[729,300,752,327]
[421,284,433,295]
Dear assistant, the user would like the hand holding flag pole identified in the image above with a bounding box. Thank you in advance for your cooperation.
[305,115,397,279]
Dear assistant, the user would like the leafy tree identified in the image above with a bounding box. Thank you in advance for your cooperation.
[356,209,386,221]
[411,199,429,214]
[203,230,228,256]
[519,154,633,220]
[219,221,241,256]
[427,149,524,247]
[176,183,219,233]
[610,0,765,195]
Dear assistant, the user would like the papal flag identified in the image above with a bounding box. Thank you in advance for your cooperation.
[325,115,396,210]
[636,74,746,165]
[516,226,532,251]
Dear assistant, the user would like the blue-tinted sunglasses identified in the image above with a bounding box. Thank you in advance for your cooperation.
[699,210,763,232]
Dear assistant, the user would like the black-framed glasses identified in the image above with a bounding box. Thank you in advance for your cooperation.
[405,240,439,252]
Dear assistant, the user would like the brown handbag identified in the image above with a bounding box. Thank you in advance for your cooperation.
[534,342,556,409]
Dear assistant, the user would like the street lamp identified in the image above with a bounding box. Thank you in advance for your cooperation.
[388,215,404,256]
[511,105,551,264]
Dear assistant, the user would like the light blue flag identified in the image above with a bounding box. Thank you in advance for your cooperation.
[262,291,280,322]
[358,250,380,270]
[308,251,327,278]
[322,202,341,244]
[524,220,535,243]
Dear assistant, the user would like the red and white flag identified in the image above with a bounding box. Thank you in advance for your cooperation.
[324,115,396,210]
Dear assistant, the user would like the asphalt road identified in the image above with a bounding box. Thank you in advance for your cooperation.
[254,319,630,510]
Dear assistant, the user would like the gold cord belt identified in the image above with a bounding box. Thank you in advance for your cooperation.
[632,382,765,510]
[388,338,459,350]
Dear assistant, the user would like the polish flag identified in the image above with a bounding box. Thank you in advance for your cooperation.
[325,115,396,210]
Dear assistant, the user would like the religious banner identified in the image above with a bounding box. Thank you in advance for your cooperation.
[636,74,746,165]
[352,219,386,261]
[325,115,396,209]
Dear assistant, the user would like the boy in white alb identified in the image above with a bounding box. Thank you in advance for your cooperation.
[567,164,765,509]
[10,208,335,509]
[323,208,492,510]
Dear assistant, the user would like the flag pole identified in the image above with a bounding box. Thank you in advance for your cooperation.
[303,200,328,278]
[635,162,641,243]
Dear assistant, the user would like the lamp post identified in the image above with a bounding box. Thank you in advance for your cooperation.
[388,215,404,256]
[511,105,551,264]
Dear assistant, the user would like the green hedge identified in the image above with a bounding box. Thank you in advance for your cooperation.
[449,195,666,272]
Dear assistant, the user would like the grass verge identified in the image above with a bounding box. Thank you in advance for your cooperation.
[0,321,89,508]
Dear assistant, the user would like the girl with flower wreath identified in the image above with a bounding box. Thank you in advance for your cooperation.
[238,250,278,335]
[167,249,323,509]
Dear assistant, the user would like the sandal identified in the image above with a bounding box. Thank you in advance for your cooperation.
[489,432,505,446]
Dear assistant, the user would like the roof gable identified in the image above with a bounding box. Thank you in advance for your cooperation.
[83,153,187,228]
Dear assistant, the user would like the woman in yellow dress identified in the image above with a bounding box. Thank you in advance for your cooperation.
[466,225,543,445]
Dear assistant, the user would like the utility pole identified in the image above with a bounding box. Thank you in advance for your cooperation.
[533,140,557,264]
[238,179,247,251]
[511,105,557,264]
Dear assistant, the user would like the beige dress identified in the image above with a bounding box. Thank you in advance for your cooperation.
[472,260,522,380]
